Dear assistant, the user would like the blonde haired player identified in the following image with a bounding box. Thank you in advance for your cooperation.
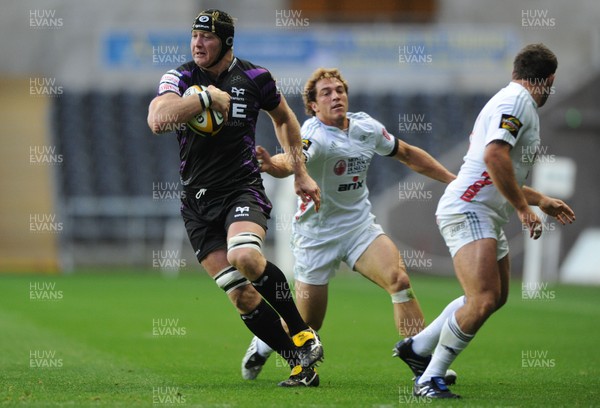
[241,68,457,383]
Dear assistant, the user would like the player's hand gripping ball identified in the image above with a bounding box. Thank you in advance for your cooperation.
[183,85,225,136]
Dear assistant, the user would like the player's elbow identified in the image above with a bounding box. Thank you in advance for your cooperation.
[270,105,299,136]
[147,99,168,134]
[271,115,292,136]
[148,110,169,135]
[148,115,161,134]
[483,150,496,167]
[149,120,167,135]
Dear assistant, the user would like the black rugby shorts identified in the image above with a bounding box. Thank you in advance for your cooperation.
[181,187,272,262]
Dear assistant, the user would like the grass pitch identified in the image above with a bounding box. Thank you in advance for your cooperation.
[1,271,598,407]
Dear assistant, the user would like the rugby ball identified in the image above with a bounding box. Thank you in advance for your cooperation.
[183,85,225,136]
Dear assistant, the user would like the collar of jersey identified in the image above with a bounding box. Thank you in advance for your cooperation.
[318,117,352,138]
[508,81,538,108]
[198,57,238,83]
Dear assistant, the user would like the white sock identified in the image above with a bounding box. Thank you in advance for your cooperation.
[255,337,273,357]
[418,312,473,384]
[412,296,465,356]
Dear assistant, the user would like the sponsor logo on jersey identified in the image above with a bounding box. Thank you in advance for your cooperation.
[232,103,247,119]
[158,83,180,95]
[338,176,364,192]
[224,119,246,129]
[230,87,247,118]
[460,170,493,202]
[301,139,312,151]
[499,114,523,138]
[160,74,180,86]
[347,156,370,174]
[333,159,347,176]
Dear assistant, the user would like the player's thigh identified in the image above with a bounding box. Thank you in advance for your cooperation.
[225,189,270,242]
[494,227,511,306]
[294,280,328,331]
[225,193,269,278]
[227,221,266,241]
[201,249,230,277]
[439,211,507,299]
[353,233,405,292]
[453,238,502,299]
[181,199,227,264]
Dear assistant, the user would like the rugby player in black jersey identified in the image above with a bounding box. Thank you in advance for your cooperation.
[147,9,322,387]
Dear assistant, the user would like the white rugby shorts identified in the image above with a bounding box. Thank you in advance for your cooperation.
[291,222,385,285]
[437,210,509,261]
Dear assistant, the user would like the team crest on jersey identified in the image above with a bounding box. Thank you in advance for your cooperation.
[333,159,347,176]
[499,114,523,138]
[231,87,245,97]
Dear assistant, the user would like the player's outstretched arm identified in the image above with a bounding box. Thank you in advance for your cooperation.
[522,186,576,225]
[394,140,456,183]
[267,95,320,211]
[255,146,294,178]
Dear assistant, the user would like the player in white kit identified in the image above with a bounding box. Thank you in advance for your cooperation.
[394,44,576,398]
[241,68,456,381]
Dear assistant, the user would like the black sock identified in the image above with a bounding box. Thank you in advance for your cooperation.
[251,261,309,336]
[241,300,298,368]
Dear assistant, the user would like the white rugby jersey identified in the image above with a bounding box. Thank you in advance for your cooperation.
[436,82,540,224]
[292,112,397,239]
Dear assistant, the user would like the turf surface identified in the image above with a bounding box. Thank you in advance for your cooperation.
[1,271,598,407]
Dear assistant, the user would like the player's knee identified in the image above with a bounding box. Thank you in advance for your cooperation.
[380,264,411,295]
[471,294,498,320]
[227,248,262,272]
[227,233,265,277]
[388,271,411,293]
